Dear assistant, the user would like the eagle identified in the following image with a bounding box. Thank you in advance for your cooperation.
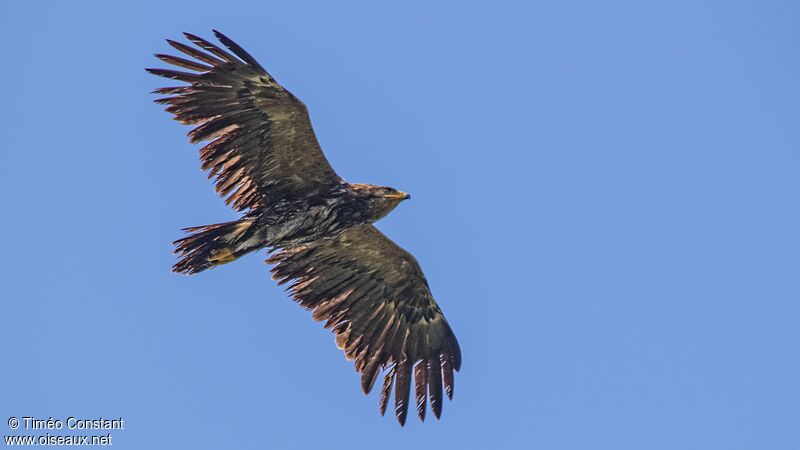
[147,31,461,425]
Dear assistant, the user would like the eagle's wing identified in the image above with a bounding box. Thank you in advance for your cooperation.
[268,225,461,425]
[148,31,340,211]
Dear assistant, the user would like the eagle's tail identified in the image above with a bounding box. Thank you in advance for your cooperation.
[172,218,263,274]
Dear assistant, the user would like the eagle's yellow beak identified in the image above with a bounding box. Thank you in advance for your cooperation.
[383,191,411,201]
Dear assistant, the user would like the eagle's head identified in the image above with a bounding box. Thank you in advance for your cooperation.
[350,183,411,222]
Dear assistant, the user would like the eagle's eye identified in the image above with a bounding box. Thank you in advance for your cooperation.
[374,187,393,197]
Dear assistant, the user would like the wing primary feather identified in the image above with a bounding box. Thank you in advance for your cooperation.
[442,352,455,400]
[155,54,212,72]
[213,30,266,72]
[445,323,463,371]
[167,39,223,66]
[394,359,412,426]
[428,356,444,419]
[414,360,428,421]
[379,367,395,416]
[183,32,238,63]
[361,352,383,395]
[145,68,201,82]
[152,86,187,95]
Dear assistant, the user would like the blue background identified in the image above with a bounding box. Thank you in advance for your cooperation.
[2,1,798,449]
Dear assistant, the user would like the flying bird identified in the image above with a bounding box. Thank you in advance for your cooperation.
[147,30,461,425]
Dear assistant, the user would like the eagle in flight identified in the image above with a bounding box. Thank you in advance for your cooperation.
[147,31,461,425]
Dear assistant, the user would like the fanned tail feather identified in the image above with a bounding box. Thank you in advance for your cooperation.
[172,218,261,274]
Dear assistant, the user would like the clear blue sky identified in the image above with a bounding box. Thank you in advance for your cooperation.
[2,1,798,449]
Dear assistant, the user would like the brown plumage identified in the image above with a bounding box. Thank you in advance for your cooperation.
[148,30,461,425]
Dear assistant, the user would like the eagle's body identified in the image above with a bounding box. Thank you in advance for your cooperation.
[148,31,460,425]
[173,182,409,273]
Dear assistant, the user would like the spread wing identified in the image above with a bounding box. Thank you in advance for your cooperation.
[147,30,341,211]
[268,225,461,425]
